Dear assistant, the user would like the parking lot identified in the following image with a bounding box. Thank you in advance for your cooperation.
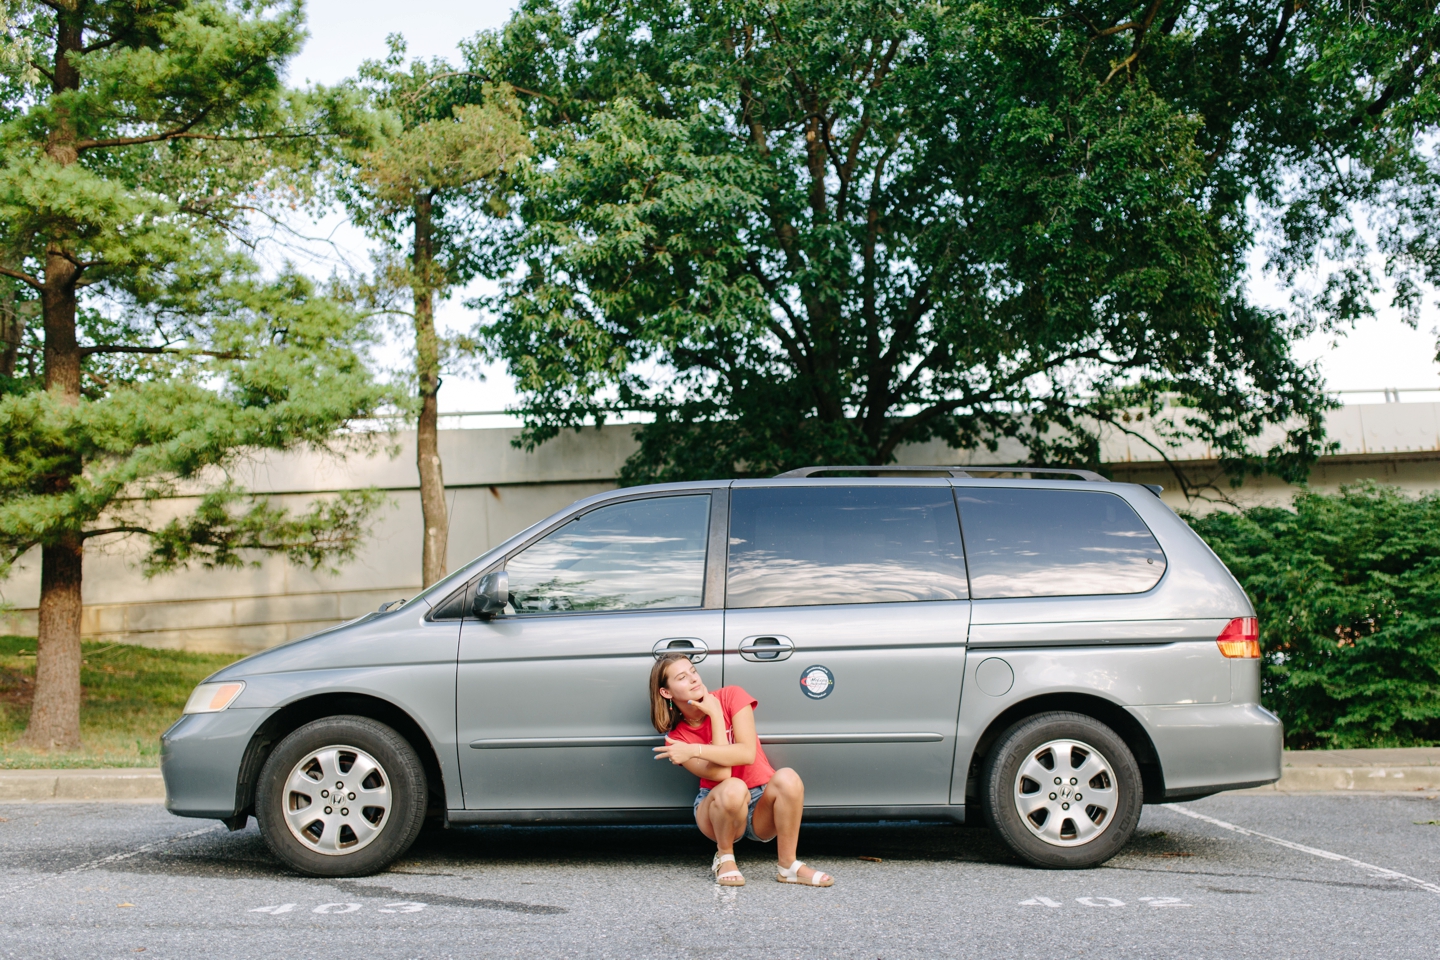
[0,792,1437,959]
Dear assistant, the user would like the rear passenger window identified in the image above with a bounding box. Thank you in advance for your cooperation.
[727,486,968,607]
[506,495,710,613]
[956,489,1166,598]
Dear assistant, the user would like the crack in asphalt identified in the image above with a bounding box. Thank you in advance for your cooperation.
[0,823,225,897]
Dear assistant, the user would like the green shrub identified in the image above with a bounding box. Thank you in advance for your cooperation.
[1188,482,1440,748]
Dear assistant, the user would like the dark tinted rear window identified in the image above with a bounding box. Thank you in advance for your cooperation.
[956,489,1165,598]
[727,486,968,607]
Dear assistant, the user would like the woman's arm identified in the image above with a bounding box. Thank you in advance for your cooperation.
[655,703,758,776]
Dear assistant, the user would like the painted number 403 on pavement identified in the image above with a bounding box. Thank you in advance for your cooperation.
[1020,896,1191,908]
[250,902,427,915]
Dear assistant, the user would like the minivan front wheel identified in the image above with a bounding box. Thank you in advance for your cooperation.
[256,716,427,877]
[982,712,1143,868]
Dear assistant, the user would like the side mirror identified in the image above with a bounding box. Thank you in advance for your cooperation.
[473,570,509,619]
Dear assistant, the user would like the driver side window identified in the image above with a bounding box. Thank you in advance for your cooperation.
[505,495,711,614]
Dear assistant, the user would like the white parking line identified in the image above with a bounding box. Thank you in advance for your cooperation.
[0,824,224,898]
[1164,803,1440,897]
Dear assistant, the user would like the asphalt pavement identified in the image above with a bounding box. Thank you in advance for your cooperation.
[1,792,1438,959]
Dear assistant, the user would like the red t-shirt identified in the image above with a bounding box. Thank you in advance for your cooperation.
[666,685,776,789]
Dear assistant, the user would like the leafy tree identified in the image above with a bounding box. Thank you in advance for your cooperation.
[339,39,529,587]
[471,0,1439,487]
[0,1,393,750]
[1191,484,1440,748]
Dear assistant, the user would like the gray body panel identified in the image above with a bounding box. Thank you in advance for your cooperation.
[162,608,463,816]
[1127,703,1283,796]
[161,476,1282,826]
[457,609,722,810]
[161,709,263,818]
[722,600,970,806]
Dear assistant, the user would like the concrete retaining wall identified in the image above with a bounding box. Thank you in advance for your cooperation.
[2,402,1438,654]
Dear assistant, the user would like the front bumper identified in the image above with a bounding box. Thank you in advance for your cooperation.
[1128,702,1283,800]
[160,708,268,819]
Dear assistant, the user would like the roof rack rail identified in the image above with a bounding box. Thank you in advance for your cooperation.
[773,464,1108,482]
[951,464,1108,482]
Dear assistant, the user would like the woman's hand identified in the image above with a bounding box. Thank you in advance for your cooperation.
[688,693,724,721]
[653,737,702,765]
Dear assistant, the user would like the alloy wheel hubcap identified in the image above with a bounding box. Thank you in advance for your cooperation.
[282,745,392,856]
[1013,738,1118,847]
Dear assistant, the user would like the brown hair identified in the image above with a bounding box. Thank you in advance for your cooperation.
[649,654,692,733]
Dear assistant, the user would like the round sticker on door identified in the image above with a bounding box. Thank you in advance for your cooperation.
[799,665,835,700]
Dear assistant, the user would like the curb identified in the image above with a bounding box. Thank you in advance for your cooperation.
[0,768,164,803]
[1238,766,1440,794]
[1233,746,1440,795]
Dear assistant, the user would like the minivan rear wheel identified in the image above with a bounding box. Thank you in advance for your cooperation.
[256,715,427,877]
[981,712,1143,868]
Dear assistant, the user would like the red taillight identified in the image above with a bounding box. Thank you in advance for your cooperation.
[1216,617,1260,658]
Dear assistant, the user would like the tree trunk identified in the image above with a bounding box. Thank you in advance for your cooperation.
[413,193,448,587]
[0,277,21,378]
[20,5,87,750]
[18,536,84,750]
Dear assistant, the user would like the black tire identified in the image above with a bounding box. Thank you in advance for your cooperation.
[981,711,1143,869]
[255,715,427,877]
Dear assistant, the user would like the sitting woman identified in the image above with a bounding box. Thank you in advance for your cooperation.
[649,653,834,887]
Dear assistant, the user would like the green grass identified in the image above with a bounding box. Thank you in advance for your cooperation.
[0,634,245,769]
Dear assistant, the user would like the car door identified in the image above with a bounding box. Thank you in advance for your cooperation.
[457,489,726,812]
[722,481,971,808]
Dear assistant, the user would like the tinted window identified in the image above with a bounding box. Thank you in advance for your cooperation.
[727,486,968,607]
[957,489,1166,598]
[506,495,710,613]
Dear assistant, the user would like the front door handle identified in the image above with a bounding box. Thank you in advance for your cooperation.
[653,637,707,663]
[738,635,794,662]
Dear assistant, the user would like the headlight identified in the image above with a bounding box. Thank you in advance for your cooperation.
[183,681,246,714]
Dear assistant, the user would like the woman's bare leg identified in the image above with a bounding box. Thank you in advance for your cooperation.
[696,777,749,860]
[750,768,828,881]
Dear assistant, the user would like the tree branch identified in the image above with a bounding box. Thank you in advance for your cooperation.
[396,70,491,104]
[1260,1,1295,70]
[879,345,1109,456]
[0,264,42,291]
[81,34,123,55]
[509,84,561,107]
[743,257,817,373]
[82,526,155,541]
[1092,411,1202,501]
[75,107,212,150]
[79,345,243,359]
[1104,51,1140,84]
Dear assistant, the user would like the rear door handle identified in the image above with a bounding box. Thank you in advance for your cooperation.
[653,637,708,663]
[738,635,794,662]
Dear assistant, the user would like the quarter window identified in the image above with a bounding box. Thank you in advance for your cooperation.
[727,486,969,608]
[506,495,711,613]
[956,489,1166,598]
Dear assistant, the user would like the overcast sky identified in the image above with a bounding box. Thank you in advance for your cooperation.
[289,0,1439,413]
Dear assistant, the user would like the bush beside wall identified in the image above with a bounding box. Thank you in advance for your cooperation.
[1189,482,1440,748]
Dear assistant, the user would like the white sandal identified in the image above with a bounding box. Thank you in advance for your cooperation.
[777,859,833,886]
[712,852,745,886]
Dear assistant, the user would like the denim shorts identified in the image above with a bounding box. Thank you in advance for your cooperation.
[694,783,768,842]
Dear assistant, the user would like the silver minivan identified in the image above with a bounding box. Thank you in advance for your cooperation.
[161,467,1282,877]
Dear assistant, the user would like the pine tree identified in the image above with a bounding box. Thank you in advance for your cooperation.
[0,1,393,749]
